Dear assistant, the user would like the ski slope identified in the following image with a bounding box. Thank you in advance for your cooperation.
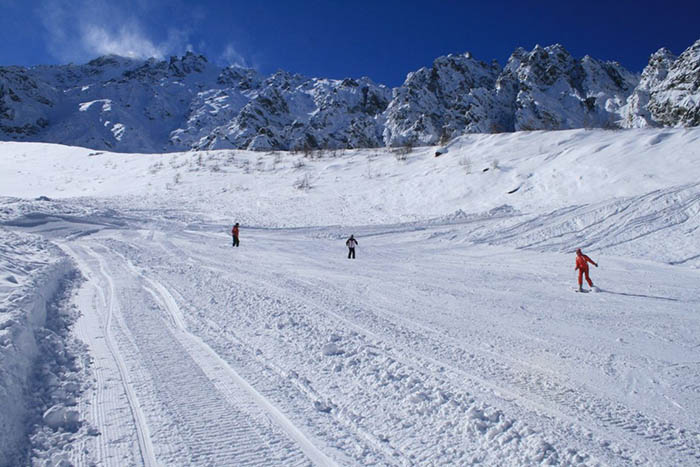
[1,127,699,465]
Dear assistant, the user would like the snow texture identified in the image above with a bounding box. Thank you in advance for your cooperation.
[1,126,699,465]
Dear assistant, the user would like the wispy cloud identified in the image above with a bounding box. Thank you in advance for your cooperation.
[37,0,191,63]
[82,23,164,59]
[219,43,248,68]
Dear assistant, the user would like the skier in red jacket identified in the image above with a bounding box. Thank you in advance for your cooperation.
[575,248,597,292]
[232,223,240,247]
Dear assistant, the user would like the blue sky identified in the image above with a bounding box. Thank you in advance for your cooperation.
[1,0,698,86]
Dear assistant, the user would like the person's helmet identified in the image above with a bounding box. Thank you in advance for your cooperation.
[235,223,239,226]
[576,248,582,254]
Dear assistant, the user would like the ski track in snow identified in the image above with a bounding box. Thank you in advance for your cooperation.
[157,228,700,465]
[63,243,157,466]
[61,241,324,466]
[2,129,700,465]
[14,215,693,466]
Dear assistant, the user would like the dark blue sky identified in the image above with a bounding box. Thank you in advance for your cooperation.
[1,0,698,86]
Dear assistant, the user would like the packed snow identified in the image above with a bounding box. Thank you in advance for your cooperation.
[1,127,699,465]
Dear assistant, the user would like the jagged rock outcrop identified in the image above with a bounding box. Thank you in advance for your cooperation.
[176,71,391,151]
[647,39,700,127]
[383,53,500,146]
[500,45,637,131]
[0,53,390,152]
[169,67,264,150]
[2,52,219,152]
[1,38,699,153]
[384,44,638,145]
[0,68,55,137]
[620,49,677,128]
[622,39,700,128]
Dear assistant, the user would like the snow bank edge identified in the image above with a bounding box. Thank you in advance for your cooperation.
[0,256,74,465]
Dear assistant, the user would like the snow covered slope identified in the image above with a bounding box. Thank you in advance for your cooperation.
[2,127,700,256]
[1,126,699,465]
[3,38,699,153]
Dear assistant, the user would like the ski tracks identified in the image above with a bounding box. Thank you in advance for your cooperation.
[63,242,155,467]
[64,241,333,466]
[160,230,700,465]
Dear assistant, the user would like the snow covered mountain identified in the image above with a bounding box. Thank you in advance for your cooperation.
[175,71,392,151]
[0,52,391,152]
[1,39,699,152]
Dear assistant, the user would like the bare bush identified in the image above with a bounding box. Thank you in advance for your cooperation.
[148,161,164,174]
[391,141,414,159]
[459,156,472,174]
[293,174,311,190]
[438,127,451,145]
[393,149,407,162]
[302,144,314,158]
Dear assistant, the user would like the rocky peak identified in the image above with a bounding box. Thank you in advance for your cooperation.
[508,44,580,88]
[639,48,677,90]
[86,54,141,70]
[167,51,209,77]
[264,70,308,91]
[120,52,212,82]
[664,39,700,91]
[384,52,500,146]
[647,39,700,127]
[217,66,263,90]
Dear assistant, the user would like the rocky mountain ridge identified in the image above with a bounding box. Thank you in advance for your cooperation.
[1,39,699,152]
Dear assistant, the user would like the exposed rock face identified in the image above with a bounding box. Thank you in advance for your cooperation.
[622,39,700,128]
[384,44,639,144]
[0,68,55,137]
[383,53,500,146]
[1,38,699,152]
[501,45,637,131]
[0,52,390,152]
[190,73,391,151]
[620,48,677,128]
[646,39,700,127]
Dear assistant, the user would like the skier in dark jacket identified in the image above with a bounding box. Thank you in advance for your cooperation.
[346,235,358,259]
[575,248,598,292]
[232,223,240,247]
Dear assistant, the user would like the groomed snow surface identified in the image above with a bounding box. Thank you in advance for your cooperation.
[1,127,699,465]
